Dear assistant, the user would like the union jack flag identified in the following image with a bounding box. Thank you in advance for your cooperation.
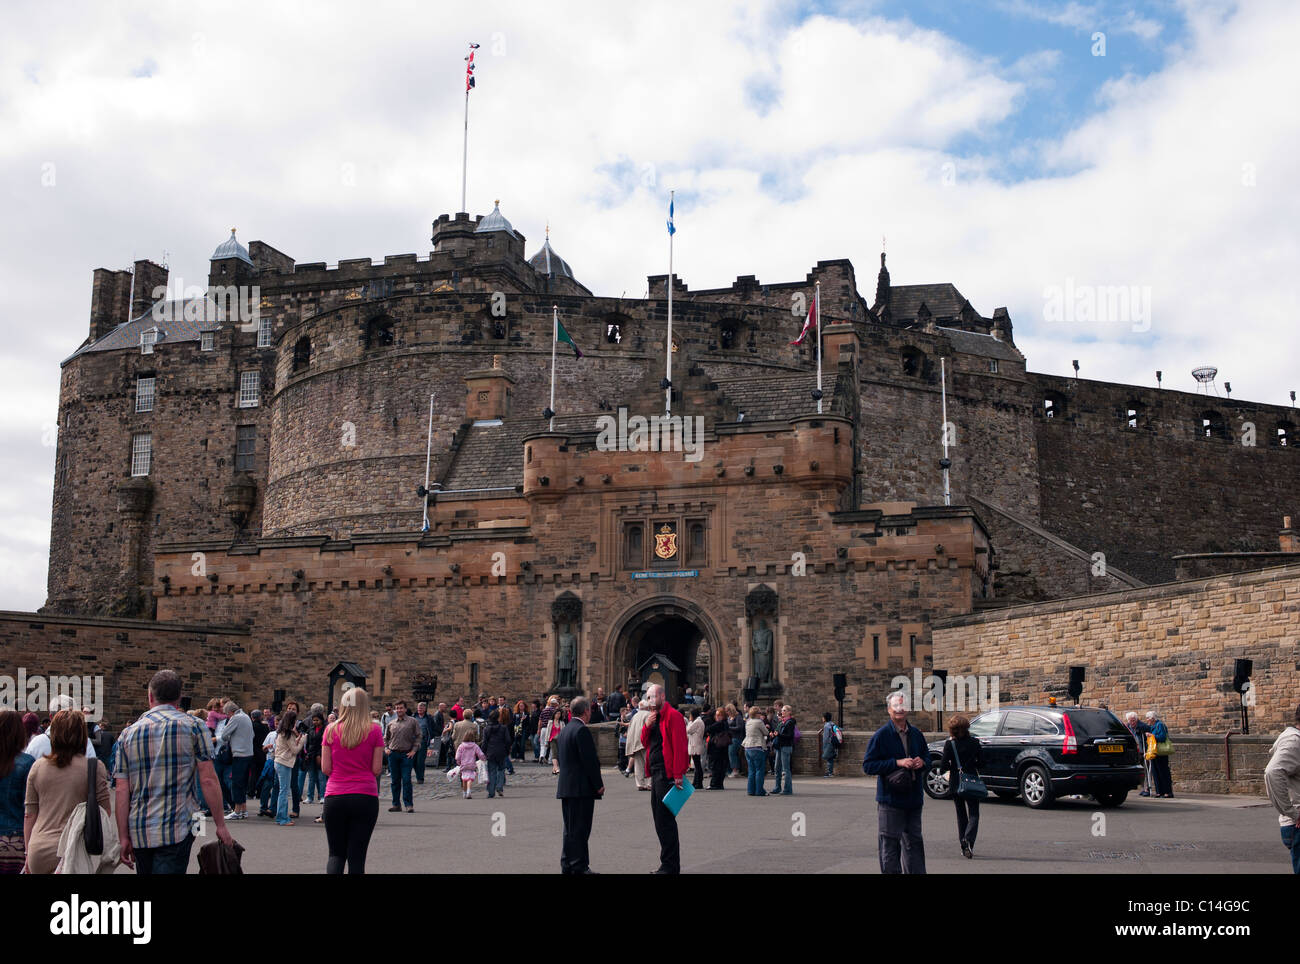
[465,42,480,91]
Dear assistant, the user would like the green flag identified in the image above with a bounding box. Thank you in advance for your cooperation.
[557,319,583,359]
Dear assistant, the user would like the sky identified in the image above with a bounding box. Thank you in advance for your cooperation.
[1,0,1296,611]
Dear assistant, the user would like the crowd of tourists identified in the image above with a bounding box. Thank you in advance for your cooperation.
[1,674,1297,875]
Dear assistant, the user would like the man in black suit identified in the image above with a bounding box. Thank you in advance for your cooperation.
[556,695,604,874]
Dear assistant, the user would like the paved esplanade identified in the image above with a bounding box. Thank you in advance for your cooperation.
[120,766,1289,874]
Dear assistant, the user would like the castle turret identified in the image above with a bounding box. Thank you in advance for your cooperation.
[874,251,890,310]
[208,228,256,287]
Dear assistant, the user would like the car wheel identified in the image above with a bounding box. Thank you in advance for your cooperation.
[992,789,1018,800]
[1019,764,1054,809]
[923,756,953,800]
[1094,789,1128,808]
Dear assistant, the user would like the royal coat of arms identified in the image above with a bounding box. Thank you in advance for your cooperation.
[654,523,678,560]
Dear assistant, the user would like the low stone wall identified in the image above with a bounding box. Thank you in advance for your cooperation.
[0,610,251,725]
[931,564,1300,733]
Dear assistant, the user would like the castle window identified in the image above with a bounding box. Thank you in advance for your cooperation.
[257,315,273,348]
[1043,391,1066,419]
[719,322,738,350]
[293,335,311,372]
[238,371,260,408]
[235,425,256,473]
[1199,411,1225,439]
[140,328,158,355]
[366,315,396,349]
[200,331,215,351]
[130,432,152,477]
[1126,401,1143,429]
[1278,422,1293,447]
[901,346,926,377]
[686,519,707,566]
[988,359,998,374]
[135,375,155,413]
[623,522,644,569]
[909,634,917,661]
[872,634,880,663]
[606,322,621,344]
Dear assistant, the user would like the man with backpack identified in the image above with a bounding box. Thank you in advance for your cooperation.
[821,711,843,777]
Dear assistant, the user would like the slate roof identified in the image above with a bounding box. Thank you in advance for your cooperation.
[64,298,225,363]
[440,414,592,490]
[935,327,1022,362]
[527,238,575,280]
[475,201,515,234]
[211,229,253,264]
[883,283,969,323]
[711,371,845,421]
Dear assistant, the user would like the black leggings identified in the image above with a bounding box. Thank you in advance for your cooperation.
[323,793,379,874]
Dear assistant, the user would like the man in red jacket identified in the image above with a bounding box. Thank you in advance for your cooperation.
[642,683,688,874]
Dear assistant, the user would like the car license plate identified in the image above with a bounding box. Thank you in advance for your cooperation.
[1099,744,1123,753]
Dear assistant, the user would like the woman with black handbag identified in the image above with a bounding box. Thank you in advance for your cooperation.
[939,714,987,859]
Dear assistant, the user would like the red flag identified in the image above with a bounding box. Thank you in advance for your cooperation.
[790,297,817,345]
[465,43,480,92]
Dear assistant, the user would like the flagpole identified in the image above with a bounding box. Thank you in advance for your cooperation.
[940,357,951,506]
[550,305,558,432]
[815,281,823,414]
[665,190,674,417]
[423,393,435,531]
[461,86,469,213]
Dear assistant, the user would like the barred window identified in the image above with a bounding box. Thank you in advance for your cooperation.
[140,328,157,354]
[130,433,152,477]
[235,425,256,472]
[257,315,273,348]
[135,375,155,413]
[238,371,260,408]
[200,331,214,351]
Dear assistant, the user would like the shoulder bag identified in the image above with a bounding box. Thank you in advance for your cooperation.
[950,739,988,800]
[884,727,916,793]
[84,758,104,856]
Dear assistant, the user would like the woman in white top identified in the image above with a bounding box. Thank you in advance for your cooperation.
[686,708,706,789]
[742,707,770,797]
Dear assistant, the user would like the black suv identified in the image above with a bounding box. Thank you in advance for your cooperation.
[923,705,1143,808]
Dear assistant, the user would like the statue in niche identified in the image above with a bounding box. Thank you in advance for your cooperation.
[751,617,773,683]
[557,622,577,689]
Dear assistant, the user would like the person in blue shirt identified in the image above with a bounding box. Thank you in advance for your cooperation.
[0,710,36,875]
[1146,710,1174,798]
[863,691,930,874]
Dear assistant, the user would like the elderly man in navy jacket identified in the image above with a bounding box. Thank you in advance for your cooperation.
[863,690,930,874]
[556,695,605,874]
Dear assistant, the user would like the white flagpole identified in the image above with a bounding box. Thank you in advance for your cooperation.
[550,305,558,432]
[940,357,951,506]
[423,392,435,531]
[815,281,823,414]
[666,190,674,417]
[461,86,469,213]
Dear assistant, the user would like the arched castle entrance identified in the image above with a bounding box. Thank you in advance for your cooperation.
[605,595,724,702]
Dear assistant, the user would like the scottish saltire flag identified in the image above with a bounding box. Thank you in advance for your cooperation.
[667,196,675,235]
[557,319,584,359]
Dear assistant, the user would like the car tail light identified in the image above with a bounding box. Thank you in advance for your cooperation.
[1061,713,1078,754]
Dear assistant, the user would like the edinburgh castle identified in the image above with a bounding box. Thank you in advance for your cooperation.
[22,202,1300,735]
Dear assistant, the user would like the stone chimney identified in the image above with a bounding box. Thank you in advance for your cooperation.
[991,307,1013,343]
[89,268,133,343]
[130,260,169,323]
[1281,516,1296,553]
[465,355,514,420]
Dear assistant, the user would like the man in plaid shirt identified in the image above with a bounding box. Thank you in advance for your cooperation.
[114,669,234,873]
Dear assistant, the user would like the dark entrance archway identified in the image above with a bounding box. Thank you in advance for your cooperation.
[606,596,723,703]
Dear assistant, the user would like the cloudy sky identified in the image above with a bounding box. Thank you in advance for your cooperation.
[1,0,1296,612]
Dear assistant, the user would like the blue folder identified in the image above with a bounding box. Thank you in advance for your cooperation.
[663,779,695,816]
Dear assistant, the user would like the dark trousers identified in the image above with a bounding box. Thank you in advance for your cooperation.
[438,740,452,769]
[389,753,414,807]
[560,797,596,873]
[878,803,926,874]
[954,796,980,847]
[414,740,429,783]
[650,772,681,874]
[1152,755,1173,795]
[323,793,379,874]
[708,749,728,788]
[691,754,704,789]
[290,759,303,814]
[135,833,195,875]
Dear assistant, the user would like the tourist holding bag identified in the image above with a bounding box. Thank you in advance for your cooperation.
[1146,710,1175,798]
[940,714,986,859]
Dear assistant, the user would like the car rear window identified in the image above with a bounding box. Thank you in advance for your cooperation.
[1065,709,1129,738]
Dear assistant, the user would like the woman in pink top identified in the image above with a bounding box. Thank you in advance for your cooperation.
[320,687,384,874]
[455,737,486,799]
